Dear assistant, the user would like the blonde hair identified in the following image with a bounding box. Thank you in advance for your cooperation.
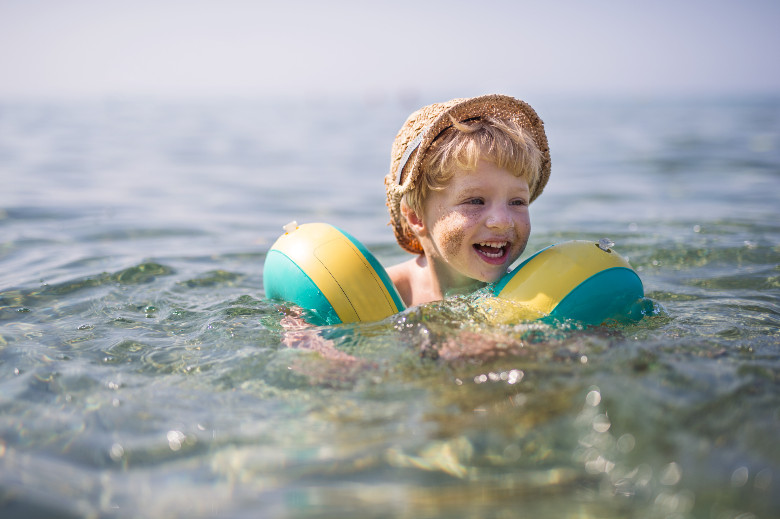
[402,116,542,216]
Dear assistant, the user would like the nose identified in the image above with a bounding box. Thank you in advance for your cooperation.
[485,204,514,230]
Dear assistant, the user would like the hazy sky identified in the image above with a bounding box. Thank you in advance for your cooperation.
[1,0,779,98]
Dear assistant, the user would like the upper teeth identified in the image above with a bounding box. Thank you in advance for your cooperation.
[478,242,507,248]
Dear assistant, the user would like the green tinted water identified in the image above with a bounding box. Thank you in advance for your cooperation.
[0,95,778,518]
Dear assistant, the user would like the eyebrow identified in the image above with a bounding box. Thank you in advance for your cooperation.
[450,182,530,199]
[450,185,483,200]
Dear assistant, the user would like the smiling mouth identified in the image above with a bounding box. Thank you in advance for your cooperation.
[473,241,509,260]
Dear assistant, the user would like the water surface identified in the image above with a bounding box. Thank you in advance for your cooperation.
[1,93,778,518]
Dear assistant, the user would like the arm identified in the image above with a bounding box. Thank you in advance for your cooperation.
[278,308,374,386]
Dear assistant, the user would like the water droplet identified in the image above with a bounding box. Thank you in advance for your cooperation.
[586,389,601,407]
[506,369,523,384]
[660,462,682,486]
[617,434,636,453]
[754,468,772,490]
[731,466,749,487]
[585,455,613,474]
[167,430,186,451]
[109,443,124,461]
[592,414,611,433]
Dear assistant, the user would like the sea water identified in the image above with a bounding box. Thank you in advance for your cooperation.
[0,93,778,518]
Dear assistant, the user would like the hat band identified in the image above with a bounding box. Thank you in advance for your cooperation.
[395,131,425,185]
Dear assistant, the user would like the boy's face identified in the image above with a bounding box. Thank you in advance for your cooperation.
[417,160,531,287]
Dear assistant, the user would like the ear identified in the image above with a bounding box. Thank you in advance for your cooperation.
[401,202,428,237]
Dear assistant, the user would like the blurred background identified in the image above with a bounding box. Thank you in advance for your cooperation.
[1,0,778,100]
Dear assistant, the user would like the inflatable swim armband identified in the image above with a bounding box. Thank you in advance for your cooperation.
[492,240,644,325]
[263,222,405,325]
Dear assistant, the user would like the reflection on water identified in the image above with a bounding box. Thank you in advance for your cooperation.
[1,94,779,518]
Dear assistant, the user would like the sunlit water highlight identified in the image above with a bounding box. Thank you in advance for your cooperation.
[1,94,778,518]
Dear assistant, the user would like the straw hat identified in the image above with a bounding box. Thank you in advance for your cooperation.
[384,94,551,254]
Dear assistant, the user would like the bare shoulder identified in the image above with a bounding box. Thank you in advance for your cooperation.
[386,259,413,307]
[387,256,439,307]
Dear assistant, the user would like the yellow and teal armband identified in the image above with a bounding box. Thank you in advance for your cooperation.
[263,222,405,325]
[492,239,644,324]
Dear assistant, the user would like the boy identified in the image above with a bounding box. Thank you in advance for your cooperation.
[384,94,551,307]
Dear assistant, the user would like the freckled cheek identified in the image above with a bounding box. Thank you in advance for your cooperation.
[516,214,531,235]
[433,212,475,257]
[513,214,532,253]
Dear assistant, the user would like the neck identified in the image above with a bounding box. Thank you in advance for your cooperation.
[422,255,486,300]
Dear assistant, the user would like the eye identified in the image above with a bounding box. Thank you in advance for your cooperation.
[510,198,529,206]
[465,198,484,205]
